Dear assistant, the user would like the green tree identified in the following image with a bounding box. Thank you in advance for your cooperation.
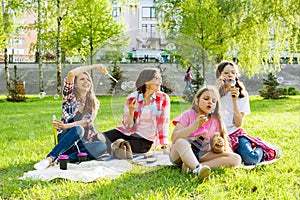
[61,0,124,77]
[158,0,300,78]
[0,0,25,93]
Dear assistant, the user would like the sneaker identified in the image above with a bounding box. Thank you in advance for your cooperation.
[181,163,192,174]
[193,165,211,180]
[34,158,51,170]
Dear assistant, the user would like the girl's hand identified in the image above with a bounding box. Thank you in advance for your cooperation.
[213,137,224,153]
[192,115,208,129]
[230,87,240,100]
[216,76,225,89]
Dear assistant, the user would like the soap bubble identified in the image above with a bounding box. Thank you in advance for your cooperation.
[281,64,286,69]
[175,15,183,24]
[29,132,35,140]
[99,82,103,85]
[121,82,127,90]
[162,3,173,13]
[277,77,284,84]
[54,94,59,100]
[127,81,135,89]
[81,38,89,46]
[166,43,176,51]
[39,92,46,99]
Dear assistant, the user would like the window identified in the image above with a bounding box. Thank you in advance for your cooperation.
[112,7,121,17]
[141,24,157,37]
[142,7,156,20]
[13,38,23,45]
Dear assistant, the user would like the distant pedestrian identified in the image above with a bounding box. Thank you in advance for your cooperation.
[184,66,193,93]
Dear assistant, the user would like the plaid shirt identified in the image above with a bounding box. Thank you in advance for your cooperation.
[116,91,170,147]
[61,78,99,141]
[228,128,276,161]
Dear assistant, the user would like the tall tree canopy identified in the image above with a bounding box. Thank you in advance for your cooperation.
[158,0,300,77]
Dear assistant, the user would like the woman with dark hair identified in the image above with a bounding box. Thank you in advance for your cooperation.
[97,68,170,154]
[215,60,281,165]
[170,86,241,180]
[34,64,108,170]
[184,66,193,92]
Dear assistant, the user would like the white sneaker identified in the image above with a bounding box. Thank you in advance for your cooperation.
[34,158,51,170]
[193,165,211,180]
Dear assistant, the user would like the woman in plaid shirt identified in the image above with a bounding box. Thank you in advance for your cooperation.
[96,68,170,154]
[34,64,108,170]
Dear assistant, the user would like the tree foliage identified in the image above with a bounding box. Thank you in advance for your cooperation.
[157,0,300,77]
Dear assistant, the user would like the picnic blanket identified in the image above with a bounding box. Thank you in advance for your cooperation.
[20,152,172,182]
[20,159,132,182]
[98,151,173,167]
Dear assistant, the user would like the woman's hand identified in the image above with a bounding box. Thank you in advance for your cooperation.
[52,120,67,131]
[127,98,138,114]
[93,64,108,74]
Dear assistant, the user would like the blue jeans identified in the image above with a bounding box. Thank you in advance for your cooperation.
[47,126,107,163]
[236,136,263,165]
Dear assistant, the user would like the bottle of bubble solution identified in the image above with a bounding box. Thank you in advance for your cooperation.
[213,132,219,145]
[229,80,236,97]
[53,115,58,145]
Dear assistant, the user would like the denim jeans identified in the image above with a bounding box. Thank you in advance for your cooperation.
[47,126,107,163]
[236,136,263,165]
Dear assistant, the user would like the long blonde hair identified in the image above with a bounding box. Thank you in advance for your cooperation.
[191,85,228,150]
[73,72,98,119]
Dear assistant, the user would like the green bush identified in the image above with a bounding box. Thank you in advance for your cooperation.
[287,86,300,95]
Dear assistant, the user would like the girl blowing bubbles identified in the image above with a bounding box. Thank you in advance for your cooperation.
[215,61,281,165]
[170,86,241,180]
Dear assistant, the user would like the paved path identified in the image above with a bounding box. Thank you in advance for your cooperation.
[0,63,299,96]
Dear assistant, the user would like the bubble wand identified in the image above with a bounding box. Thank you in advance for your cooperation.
[103,71,118,83]
[52,115,58,145]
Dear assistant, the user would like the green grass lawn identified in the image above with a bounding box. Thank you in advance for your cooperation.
[0,95,299,199]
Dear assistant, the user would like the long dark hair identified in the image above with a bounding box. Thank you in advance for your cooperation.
[215,60,246,98]
[135,68,159,94]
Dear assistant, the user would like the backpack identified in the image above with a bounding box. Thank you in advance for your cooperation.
[184,74,188,81]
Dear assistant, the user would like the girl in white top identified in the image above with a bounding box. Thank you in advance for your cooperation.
[215,61,280,165]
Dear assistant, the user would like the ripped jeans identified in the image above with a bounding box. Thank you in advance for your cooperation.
[235,136,263,165]
[47,126,107,163]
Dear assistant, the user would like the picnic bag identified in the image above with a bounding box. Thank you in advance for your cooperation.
[111,139,133,159]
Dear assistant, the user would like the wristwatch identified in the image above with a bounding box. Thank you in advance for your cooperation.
[161,146,167,150]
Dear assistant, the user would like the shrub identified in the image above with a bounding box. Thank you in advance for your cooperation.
[259,72,285,99]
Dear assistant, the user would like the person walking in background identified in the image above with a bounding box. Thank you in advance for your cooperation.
[34,64,108,170]
[215,60,281,165]
[184,66,193,93]
[96,68,170,154]
[170,86,241,180]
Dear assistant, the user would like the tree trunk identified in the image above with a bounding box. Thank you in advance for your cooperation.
[2,0,10,91]
[4,48,10,91]
[56,0,62,94]
[37,0,44,92]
